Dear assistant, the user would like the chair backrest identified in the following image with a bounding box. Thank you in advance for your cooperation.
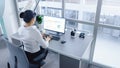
[11,33,23,47]
[10,33,48,68]
[11,38,22,46]
[0,37,29,68]
[8,41,29,68]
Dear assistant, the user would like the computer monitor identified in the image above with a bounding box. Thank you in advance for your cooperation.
[43,16,65,34]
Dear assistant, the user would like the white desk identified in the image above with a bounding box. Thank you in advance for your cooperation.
[48,30,93,68]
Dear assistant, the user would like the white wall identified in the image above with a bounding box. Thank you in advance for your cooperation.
[3,0,19,40]
[0,0,5,19]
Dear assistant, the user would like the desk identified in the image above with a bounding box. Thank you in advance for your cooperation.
[48,30,93,68]
[11,30,93,68]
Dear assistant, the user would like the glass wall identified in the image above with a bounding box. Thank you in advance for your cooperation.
[64,0,80,20]
[64,0,97,22]
[85,0,97,5]
[17,0,36,12]
[39,0,62,17]
[93,0,120,68]
[41,7,62,17]
[38,0,97,31]
[64,0,97,35]
[99,0,120,27]
[94,27,120,68]
[65,0,80,3]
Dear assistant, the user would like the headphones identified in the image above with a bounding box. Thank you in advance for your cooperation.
[79,33,85,39]
[70,29,85,39]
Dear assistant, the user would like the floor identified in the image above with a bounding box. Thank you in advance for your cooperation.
[42,51,59,68]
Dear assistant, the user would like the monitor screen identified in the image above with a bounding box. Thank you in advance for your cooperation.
[43,16,65,33]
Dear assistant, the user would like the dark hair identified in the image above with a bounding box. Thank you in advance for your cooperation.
[20,12,25,18]
[19,10,36,23]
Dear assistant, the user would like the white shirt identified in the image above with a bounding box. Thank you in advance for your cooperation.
[18,25,49,53]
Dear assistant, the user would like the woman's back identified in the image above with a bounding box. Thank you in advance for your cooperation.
[18,25,41,53]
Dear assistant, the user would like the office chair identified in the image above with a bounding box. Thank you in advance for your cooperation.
[1,38,29,68]
[11,37,24,49]
[7,62,10,68]
[0,37,37,68]
[11,33,24,49]
[7,56,19,68]
[11,33,48,68]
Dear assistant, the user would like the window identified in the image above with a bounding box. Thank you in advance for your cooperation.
[65,10,78,19]
[66,21,94,35]
[85,0,97,5]
[100,0,120,26]
[93,1,120,68]
[94,27,120,68]
[103,0,120,6]
[65,0,80,4]
[66,21,78,29]
[41,7,62,17]
[79,24,94,35]
[39,0,62,17]
[64,0,97,22]
[45,0,61,2]
[17,0,36,12]
[83,12,95,22]
[18,0,27,2]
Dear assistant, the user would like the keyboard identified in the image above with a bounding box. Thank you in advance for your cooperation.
[43,34,60,41]
[51,35,60,41]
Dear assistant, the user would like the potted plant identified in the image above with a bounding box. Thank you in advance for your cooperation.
[36,15,44,32]
[36,15,43,24]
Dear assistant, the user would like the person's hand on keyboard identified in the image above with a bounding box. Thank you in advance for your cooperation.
[45,36,51,42]
[41,33,46,38]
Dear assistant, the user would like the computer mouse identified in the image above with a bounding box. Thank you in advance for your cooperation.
[61,41,66,44]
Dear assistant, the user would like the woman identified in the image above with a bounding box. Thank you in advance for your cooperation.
[18,10,51,64]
